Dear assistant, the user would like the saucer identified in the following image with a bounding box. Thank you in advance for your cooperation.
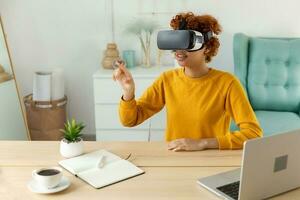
[27,176,70,194]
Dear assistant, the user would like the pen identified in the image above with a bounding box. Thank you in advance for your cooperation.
[97,155,106,169]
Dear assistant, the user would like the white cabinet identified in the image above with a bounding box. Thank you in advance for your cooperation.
[96,130,149,141]
[93,66,172,141]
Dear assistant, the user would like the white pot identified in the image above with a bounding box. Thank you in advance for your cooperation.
[60,138,84,158]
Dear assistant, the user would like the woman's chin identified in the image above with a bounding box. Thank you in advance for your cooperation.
[176,59,187,66]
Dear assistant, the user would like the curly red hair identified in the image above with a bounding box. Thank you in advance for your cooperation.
[170,12,222,62]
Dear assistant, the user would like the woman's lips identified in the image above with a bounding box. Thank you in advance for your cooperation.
[175,52,188,61]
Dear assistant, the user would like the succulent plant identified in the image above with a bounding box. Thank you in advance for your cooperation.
[60,119,85,143]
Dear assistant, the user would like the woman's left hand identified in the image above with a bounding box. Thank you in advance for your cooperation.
[167,138,219,151]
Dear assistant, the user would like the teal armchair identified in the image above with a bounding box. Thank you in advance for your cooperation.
[232,33,300,136]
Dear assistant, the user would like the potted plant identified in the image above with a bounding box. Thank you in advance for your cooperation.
[60,119,85,158]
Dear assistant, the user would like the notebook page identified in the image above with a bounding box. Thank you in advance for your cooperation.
[77,159,144,188]
[59,150,122,174]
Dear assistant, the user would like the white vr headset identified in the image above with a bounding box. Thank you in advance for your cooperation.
[157,30,213,52]
[157,18,213,52]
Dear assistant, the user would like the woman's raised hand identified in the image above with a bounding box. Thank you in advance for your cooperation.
[112,60,135,101]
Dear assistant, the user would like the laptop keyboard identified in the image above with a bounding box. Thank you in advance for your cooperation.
[216,181,240,200]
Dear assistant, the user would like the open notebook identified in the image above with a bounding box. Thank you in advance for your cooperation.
[59,150,144,189]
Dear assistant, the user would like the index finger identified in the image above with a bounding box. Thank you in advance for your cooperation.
[119,63,130,76]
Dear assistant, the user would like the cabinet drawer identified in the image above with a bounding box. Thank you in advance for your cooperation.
[149,130,165,141]
[93,78,155,104]
[150,108,166,129]
[93,78,120,103]
[95,104,150,129]
[96,130,149,141]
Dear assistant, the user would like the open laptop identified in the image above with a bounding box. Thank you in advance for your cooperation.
[198,129,300,200]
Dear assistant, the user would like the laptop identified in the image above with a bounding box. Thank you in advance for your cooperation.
[198,129,300,200]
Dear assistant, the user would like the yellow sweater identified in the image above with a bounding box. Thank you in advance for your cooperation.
[119,67,263,149]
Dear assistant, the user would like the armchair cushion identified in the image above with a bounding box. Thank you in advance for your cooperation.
[247,38,300,112]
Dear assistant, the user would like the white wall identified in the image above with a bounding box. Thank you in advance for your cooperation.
[0,19,11,73]
[0,0,300,135]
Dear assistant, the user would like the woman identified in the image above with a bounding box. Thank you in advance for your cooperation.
[113,12,262,151]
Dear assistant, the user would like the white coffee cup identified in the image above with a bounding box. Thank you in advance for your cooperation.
[32,167,63,189]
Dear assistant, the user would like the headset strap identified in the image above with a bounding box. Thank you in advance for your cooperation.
[179,18,187,30]
[204,31,213,42]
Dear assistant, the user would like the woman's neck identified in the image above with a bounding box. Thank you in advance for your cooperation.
[184,62,210,78]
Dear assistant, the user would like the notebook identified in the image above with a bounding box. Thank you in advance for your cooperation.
[58,150,144,189]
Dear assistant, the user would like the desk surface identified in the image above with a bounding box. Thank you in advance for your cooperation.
[0,141,242,167]
[0,141,298,200]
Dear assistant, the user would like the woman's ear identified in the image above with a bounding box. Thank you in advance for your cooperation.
[203,45,210,54]
[201,46,210,62]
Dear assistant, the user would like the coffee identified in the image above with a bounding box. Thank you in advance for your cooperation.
[32,167,63,189]
[37,169,60,176]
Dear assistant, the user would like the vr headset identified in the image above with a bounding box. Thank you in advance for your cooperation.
[157,19,213,52]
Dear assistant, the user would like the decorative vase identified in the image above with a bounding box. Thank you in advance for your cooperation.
[102,43,120,69]
[122,50,135,68]
[60,138,84,158]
